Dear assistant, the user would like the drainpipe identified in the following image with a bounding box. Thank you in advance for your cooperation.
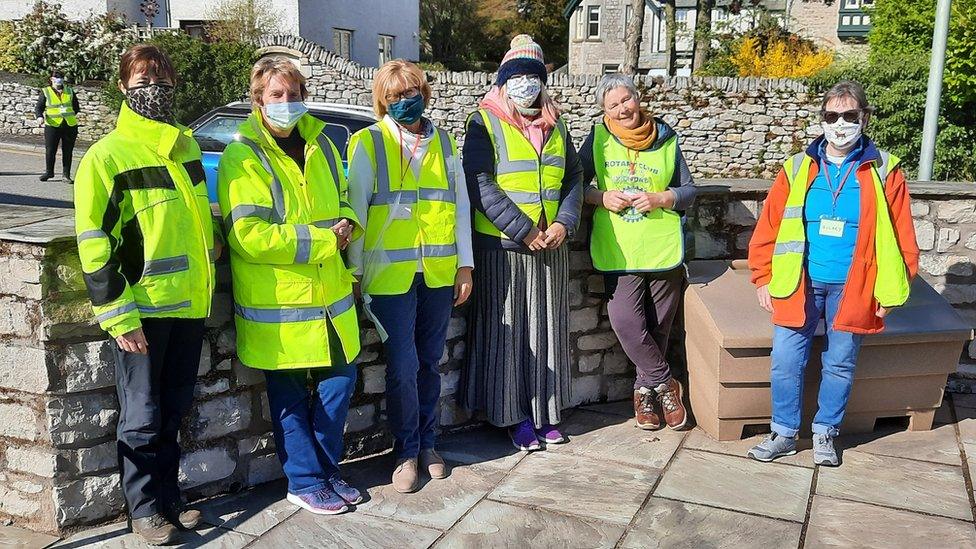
[918,0,952,181]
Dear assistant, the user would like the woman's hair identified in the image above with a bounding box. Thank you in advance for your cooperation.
[595,73,639,110]
[372,59,432,118]
[249,56,309,105]
[820,80,874,116]
[119,44,176,86]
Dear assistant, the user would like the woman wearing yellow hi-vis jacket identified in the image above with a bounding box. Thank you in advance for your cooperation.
[217,57,363,516]
[74,44,217,545]
[347,60,474,494]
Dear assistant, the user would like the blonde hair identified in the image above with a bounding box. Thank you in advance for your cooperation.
[249,56,308,105]
[372,59,431,118]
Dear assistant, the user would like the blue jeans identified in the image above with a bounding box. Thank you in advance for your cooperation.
[770,281,864,438]
[264,355,357,495]
[366,273,454,459]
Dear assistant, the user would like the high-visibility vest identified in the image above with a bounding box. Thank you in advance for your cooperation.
[74,102,215,338]
[44,86,77,127]
[348,122,459,295]
[217,111,362,370]
[768,150,910,307]
[472,109,567,237]
[589,123,683,272]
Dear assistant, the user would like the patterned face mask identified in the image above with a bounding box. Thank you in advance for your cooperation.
[125,83,176,123]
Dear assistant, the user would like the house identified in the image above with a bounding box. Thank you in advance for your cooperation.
[563,0,871,76]
[0,0,419,68]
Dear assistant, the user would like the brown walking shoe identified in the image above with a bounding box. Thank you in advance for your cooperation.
[420,448,448,479]
[392,457,420,493]
[131,513,179,545]
[655,378,689,430]
[633,387,662,430]
[165,507,202,529]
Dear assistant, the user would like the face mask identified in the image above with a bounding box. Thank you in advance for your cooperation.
[506,76,542,109]
[263,101,307,130]
[52,78,64,89]
[387,94,425,125]
[125,83,175,123]
[821,119,862,150]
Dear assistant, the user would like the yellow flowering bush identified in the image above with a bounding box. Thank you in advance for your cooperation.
[732,35,834,78]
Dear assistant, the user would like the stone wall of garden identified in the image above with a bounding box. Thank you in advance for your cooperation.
[0,71,116,144]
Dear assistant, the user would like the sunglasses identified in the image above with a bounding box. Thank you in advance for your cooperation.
[822,109,862,124]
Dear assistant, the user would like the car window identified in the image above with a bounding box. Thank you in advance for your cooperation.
[312,114,373,159]
[193,115,245,152]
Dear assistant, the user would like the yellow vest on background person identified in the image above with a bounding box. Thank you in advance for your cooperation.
[767,150,910,307]
[348,122,459,296]
[472,109,567,237]
[74,102,215,338]
[589,123,683,272]
[217,110,362,370]
[44,86,77,127]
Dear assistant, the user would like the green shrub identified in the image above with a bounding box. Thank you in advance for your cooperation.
[103,32,256,125]
[0,21,24,73]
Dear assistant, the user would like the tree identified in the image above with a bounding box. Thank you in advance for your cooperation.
[662,0,677,75]
[207,0,281,44]
[622,0,646,74]
[420,0,493,70]
[692,0,715,71]
[492,0,570,68]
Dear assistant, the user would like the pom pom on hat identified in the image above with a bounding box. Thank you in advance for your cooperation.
[496,34,548,87]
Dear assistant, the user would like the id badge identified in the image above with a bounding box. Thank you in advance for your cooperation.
[819,216,845,238]
[393,204,413,220]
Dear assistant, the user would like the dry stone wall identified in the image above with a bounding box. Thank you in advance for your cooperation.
[0,72,116,144]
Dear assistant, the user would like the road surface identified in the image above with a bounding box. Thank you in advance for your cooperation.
[0,146,76,208]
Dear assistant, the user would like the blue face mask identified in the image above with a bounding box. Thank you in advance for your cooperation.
[387,94,425,125]
[263,101,307,130]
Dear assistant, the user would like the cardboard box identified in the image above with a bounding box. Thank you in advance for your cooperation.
[685,260,972,441]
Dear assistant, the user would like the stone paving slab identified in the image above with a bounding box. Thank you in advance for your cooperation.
[0,525,59,548]
[836,423,962,466]
[551,408,685,469]
[251,508,441,549]
[654,449,813,522]
[488,451,659,525]
[816,450,972,521]
[197,480,298,537]
[434,426,524,473]
[682,428,813,468]
[48,522,254,548]
[619,497,803,549]
[805,496,976,549]
[433,499,626,549]
[578,399,633,418]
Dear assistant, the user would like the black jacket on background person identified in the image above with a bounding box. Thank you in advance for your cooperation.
[35,88,81,123]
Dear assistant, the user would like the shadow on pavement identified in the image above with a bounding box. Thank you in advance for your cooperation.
[0,192,72,208]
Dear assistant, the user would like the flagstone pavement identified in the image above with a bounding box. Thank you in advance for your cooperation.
[5,394,976,549]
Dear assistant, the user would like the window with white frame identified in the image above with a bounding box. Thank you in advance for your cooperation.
[378,34,394,65]
[602,63,620,74]
[586,5,600,39]
[676,8,689,31]
[333,28,352,60]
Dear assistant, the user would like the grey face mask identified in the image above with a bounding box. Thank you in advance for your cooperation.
[125,83,176,122]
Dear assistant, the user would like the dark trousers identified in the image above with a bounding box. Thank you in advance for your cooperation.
[264,322,357,495]
[605,268,685,389]
[365,273,454,458]
[113,318,206,520]
[44,123,78,178]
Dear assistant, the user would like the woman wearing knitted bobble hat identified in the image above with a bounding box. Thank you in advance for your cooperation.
[458,34,584,452]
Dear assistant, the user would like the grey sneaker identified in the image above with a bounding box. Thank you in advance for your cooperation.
[813,433,840,466]
[747,433,797,462]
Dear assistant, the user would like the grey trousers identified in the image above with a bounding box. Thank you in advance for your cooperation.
[605,268,685,389]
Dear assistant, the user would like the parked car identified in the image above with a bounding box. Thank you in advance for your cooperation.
[189,101,377,203]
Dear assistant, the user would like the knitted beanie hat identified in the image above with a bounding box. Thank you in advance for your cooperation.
[496,34,547,87]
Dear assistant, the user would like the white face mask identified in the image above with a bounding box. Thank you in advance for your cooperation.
[821,119,862,150]
[505,75,542,109]
[263,101,307,131]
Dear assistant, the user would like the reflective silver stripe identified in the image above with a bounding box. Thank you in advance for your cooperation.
[505,190,541,204]
[208,248,216,262]
[371,190,419,206]
[876,151,891,184]
[419,188,456,202]
[316,134,341,188]
[789,152,807,184]
[235,303,325,323]
[312,219,340,229]
[783,206,804,219]
[774,241,805,255]
[225,204,273,227]
[386,247,420,262]
[541,188,561,201]
[142,255,189,276]
[294,224,311,263]
[437,128,456,192]
[327,294,355,317]
[541,154,565,169]
[484,111,539,176]
[77,229,107,242]
[95,302,137,323]
[137,300,192,314]
[238,137,285,223]
[496,159,537,175]
[422,244,456,258]
[368,126,395,205]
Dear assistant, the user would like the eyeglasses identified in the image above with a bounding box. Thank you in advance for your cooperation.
[385,87,420,103]
[822,109,861,124]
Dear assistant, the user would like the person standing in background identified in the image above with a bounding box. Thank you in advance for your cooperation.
[35,69,80,183]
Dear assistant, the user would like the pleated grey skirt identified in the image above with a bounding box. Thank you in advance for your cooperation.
[460,246,572,428]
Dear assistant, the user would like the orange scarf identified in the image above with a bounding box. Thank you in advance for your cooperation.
[604,109,657,150]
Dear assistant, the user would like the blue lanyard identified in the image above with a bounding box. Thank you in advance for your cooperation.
[820,159,857,214]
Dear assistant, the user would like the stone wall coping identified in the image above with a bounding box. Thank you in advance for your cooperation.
[2,179,972,245]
